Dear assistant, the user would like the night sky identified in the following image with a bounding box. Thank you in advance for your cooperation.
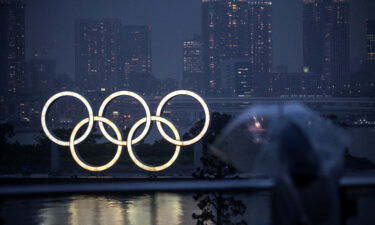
[23,0,375,80]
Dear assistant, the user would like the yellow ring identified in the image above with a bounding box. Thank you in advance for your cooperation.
[98,91,151,146]
[70,116,122,172]
[127,116,180,172]
[41,91,94,146]
[155,90,210,146]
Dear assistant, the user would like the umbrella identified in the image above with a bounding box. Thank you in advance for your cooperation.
[210,103,350,225]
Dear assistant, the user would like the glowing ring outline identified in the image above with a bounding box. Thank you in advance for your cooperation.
[98,91,151,146]
[41,90,210,172]
[155,90,210,146]
[69,116,123,172]
[41,91,94,146]
[127,116,180,172]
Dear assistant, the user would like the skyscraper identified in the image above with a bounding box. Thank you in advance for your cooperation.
[0,1,25,95]
[248,1,272,73]
[234,61,253,97]
[120,25,152,88]
[26,58,56,94]
[201,0,272,95]
[302,0,350,94]
[218,59,244,96]
[365,20,375,72]
[75,19,121,92]
[181,35,204,93]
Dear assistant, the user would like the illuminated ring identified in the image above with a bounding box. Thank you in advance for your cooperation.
[98,91,151,146]
[127,116,180,172]
[155,90,210,146]
[41,91,94,146]
[70,116,122,172]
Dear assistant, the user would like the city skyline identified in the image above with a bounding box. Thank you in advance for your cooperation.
[20,0,375,81]
[1,0,374,97]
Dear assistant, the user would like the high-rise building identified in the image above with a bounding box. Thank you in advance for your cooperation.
[217,59,243,96]
[202,0,272,95]
[234,61,253,97]
[26,58,56,94]
[249,72,326,97]
[248,1,272,73]
[202,0,249,94]
[156,78,179,96]
[75,19,121,92]
[120,25,152,88]
[365,20,375,72]
[181,35,204,93]
[55,74,74,91]
[276,65,288,73]
[0,1,25,95]
[201,0,272,94]
[302,0,350,94]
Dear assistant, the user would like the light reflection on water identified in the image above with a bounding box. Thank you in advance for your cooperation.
[0,193,203,225]
[0,192,275,225]
[37,194,187,225]
[67,196,125,225]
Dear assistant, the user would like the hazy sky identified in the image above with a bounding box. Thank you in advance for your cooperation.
[23,0,375,80]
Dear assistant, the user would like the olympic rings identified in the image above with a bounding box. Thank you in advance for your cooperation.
[41,91,94,146]
[156,90,210,146]
[127,116,180,172]
[41,90,210,172]
[70,116,123,172]
[98,91,151,146]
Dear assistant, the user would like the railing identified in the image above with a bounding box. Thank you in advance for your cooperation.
[1,177,374,196]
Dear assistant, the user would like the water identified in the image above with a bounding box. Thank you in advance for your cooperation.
[1,191,375,225]
[0,193,271,225]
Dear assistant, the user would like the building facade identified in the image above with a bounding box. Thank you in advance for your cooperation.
[156,78,179,96]
[0,1,25,95]
[302,0,350,94]
[234,61,253,97]
[75,19,121,92]
[251,72,326,97]
[181,35,204,93]
[201,0,272,95]
[365,20,375,73]
[248,1,272,74]
[26,58,56,94]
[120,25,152,89]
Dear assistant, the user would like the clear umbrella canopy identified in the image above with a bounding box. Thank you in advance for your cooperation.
[210,104,350,178]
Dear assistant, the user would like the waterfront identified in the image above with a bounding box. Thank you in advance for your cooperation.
[0,192,271,225]
[1,190,375,225]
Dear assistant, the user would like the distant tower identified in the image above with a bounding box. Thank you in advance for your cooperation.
[0,1,25,95]
[248,1,273,73]
[75,19,121,92]
[365,20,375,72]
[26,58,56,94]
[201,0,272,95]
[218,59,244,96]
[181,34,204,93]
[120,25,152,88]
[234,61,253,97]
[302,0,350,94]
